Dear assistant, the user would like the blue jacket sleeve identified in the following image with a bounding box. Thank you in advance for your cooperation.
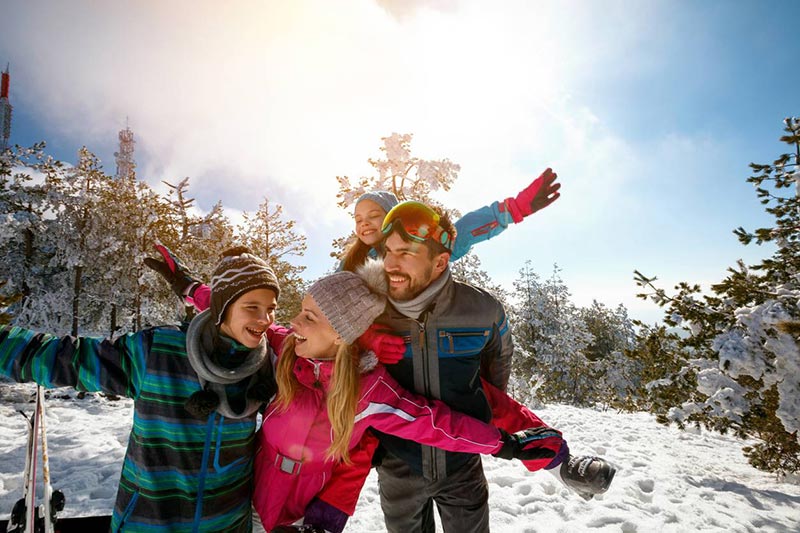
[451,200,516,261]
[0,325,152,399]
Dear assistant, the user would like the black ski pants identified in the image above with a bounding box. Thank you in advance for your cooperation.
[377,452,490,533]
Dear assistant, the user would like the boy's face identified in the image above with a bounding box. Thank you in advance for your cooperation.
[219,288,278,348]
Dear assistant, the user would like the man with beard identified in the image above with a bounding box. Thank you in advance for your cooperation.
[370,200,612,533]
[367,199,516,533]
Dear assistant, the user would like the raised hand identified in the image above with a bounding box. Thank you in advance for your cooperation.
[505,168,561,223]
[143,243,200,299]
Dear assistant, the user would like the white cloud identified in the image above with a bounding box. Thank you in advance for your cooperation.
[4,0,772,321]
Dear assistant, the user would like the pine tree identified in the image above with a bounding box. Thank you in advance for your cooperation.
[579,301,639,409]
[0,143,71,331]
[634,117,800,475]
[510,262,595,405]
[238,197,307,323]
[94,171,178,333]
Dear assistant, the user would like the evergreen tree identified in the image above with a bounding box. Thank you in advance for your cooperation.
[634,117,800,475]
[0,145,49,314]
[45,147,120,335]
[621,322,689,412]
[238,197,307,323]
[95,172,178,333]
[579,301,639,409]
[510,262,595,405]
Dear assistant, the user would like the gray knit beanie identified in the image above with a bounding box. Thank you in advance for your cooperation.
[307,258,387,344]
[210,246,281,326]
[356,191,398,215]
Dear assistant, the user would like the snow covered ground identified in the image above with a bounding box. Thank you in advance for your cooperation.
[1,383,799,533]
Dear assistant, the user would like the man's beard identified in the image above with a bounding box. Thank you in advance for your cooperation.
[387,264,434,301]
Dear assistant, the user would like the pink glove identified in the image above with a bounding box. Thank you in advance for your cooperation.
[505,168,561,223]
[357,324,405,365]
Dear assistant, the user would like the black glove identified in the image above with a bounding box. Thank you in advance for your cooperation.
[493,427,561,461]
[143,243,200,299]
[271,526,328,533]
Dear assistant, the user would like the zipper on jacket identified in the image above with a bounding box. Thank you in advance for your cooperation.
[312,360,323,387]
[193,413,217,533]
[439,330,490,353]
[417,318,439,481]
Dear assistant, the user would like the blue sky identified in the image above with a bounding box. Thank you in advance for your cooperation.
[1,0,798,323]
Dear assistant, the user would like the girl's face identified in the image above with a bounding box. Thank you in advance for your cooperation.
[290,294,341,360]
[354,199,388,247]
[219,288,278,348]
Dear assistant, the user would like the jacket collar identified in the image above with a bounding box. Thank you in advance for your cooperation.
[292,350,380,391]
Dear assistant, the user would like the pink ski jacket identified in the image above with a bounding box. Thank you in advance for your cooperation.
[251,350,505,530]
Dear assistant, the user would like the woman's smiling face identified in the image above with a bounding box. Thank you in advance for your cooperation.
[289,294,341,360]
[219,288,278,348]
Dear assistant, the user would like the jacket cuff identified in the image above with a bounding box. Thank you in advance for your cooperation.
[504,198,525,224]
[304,497,349,533]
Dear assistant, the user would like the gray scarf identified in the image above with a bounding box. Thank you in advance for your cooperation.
[185,309,269,419]
[388,267,451,319]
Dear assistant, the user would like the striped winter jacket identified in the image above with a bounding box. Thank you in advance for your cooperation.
[0,324,267,533]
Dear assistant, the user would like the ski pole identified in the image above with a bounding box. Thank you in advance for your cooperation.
[40,386,54,533]
[7,408,35,533]
[24,387,42,533]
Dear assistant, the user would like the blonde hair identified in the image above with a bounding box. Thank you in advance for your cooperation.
[274,336,361,463]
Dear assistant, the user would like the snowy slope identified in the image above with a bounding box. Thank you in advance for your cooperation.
[1,383,799,533]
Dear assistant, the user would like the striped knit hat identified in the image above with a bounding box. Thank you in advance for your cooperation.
[210,246,280,325]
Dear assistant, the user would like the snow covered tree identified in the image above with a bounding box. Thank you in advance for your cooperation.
[43,147,121,335]
[0,144,74,332]
[237,197,307,323]
[622,322,690,412]
[578,301,640,409]
[509,262,643,409]
[93,171,178,333]
[509,262,595,405]
[335,132,460,210]
[634,117,800,475]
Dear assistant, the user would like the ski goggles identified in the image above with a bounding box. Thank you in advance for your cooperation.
[380,200,453,252]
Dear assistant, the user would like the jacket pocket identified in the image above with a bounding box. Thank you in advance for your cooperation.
[438,328,490,356]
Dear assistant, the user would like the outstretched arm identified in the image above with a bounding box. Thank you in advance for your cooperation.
[451,168,561,261]
[482,377,568,471]
[0,325,150,398]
